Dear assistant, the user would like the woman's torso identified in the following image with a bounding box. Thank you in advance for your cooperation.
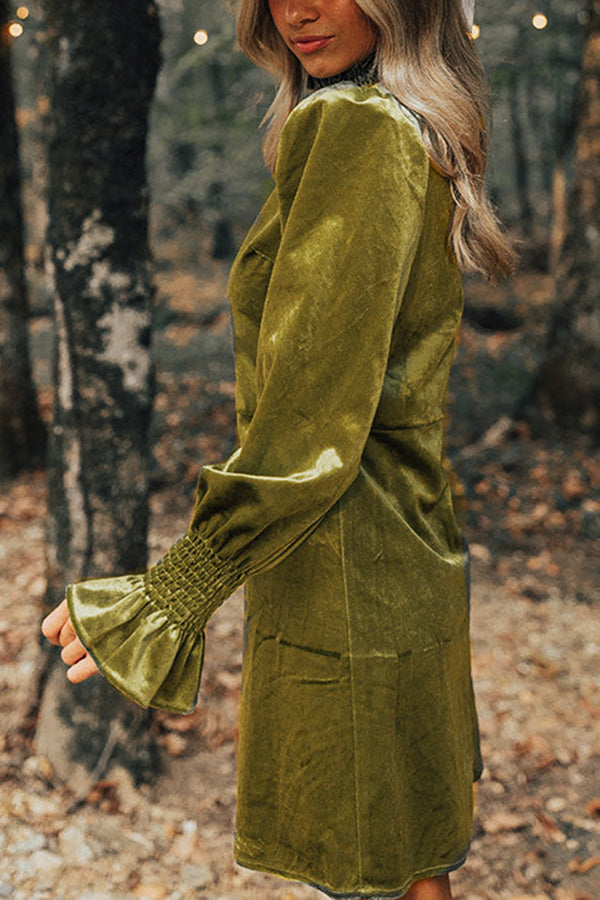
[228,83,464,563]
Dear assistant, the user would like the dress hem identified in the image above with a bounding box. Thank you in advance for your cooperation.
[233,846,470,899]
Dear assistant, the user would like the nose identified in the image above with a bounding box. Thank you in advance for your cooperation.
[285,0,319,26]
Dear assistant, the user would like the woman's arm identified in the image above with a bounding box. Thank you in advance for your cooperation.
[45,88,431,711]
[185,90,430,576]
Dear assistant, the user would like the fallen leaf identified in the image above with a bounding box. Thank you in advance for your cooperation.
[528,654,564,678]
[157,712,199,733]
[562,471,586,500]
[526,551,561,576]
[507,894,551,900]
[483,811,529,834]
[171,819,203,863]
[555,891,594,900]
[534,811,566,843]
[133,885,168,900]
[586,797,600,818]
[568,855,600,875]
[159,732,187,757]
[163,821,177,840]
[531,464,549,482]
[486,332,509,355]
[215,670,242,692]
[514,733,550,754]
[87,779,121,812]
[469,542,492,564]
[530,502,551,523]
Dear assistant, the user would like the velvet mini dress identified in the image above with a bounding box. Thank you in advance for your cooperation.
[67,79,484,898]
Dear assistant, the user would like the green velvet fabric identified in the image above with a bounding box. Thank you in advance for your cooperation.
[67,83,483,898]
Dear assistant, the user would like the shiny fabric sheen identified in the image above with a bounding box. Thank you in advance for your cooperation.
[67,83,483,898]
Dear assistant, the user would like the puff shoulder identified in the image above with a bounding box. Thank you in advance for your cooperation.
[275,83,430,208]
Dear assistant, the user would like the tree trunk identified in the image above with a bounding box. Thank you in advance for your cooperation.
[549,87,578,278]
[507,72,534,236]
[527,0,600,435]
[0,2,47,477]
[208,58,235,260]
[549,155,568,279]
[35,0,163,790]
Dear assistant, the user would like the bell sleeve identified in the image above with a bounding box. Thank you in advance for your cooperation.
[67,88,431,713]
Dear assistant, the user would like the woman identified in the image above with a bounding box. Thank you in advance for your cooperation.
[43,1,515,897]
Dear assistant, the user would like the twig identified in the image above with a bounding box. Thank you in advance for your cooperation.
[454,415,514,462]
[66,715,125,814]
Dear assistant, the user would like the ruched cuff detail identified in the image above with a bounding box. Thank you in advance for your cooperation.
[66,531,244,714]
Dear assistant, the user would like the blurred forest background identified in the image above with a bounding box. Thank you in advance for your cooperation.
[1,1,599,899]
[5,0,593,269]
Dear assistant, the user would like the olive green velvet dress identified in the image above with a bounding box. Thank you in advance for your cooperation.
[67,81,483,898]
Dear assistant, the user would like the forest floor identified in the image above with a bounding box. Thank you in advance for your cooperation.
[0,242,599,900]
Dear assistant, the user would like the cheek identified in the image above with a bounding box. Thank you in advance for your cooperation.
[346,4,377,50]
[353,23,377,55]
[267,0,284,37]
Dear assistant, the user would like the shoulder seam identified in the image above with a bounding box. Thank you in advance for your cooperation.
[288,84,426,152]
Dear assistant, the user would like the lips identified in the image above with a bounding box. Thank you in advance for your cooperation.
[291,34,334,54]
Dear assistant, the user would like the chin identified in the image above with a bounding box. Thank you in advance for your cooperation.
[301,59,345,79]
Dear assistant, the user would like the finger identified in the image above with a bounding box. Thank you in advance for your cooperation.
[41,599,69,645]
[61,637,88,666]
[58,619,77,648]
[67,653,99,684]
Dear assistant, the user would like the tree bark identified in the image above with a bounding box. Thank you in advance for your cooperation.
[527,0,600,435]
[507,71,534,236]
[549,94,578,278]
[0,2,47,477]
[36,0,162,788]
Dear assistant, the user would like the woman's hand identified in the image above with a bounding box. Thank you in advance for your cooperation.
[41,599,99,683]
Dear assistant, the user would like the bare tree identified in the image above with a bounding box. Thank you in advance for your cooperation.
[35,0,162,789]
[0,0,46,477]
[527,0,600,435]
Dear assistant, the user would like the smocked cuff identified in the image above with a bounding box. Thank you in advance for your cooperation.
[66,531,244,714]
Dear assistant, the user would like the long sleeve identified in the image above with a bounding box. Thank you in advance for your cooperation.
[67,87,431,713]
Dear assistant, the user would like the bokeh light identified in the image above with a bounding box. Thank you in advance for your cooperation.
[193,29,209,46]
[8,22,24,37]
[16,6,30,18]
[469,23,481,40]
[532,13,549,29]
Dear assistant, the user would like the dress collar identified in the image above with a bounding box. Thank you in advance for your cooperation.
[306,51,378,91]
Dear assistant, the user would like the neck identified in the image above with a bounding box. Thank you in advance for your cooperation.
[306,50,378,91]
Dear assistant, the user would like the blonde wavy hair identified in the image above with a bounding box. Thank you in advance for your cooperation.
[237,0,516,281]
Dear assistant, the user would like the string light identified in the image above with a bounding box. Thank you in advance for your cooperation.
[8,21,24,37]
[16,6,29,18]
[532,13,548,29]
[193,29,209,46]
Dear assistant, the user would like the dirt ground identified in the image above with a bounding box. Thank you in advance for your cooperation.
[0,256,599,900]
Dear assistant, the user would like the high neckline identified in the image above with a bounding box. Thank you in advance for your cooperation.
[306,50,378,91]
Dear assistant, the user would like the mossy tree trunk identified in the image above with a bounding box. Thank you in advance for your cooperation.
[35,0,163,789]
[528,0,600,436]
[0,2,47,477]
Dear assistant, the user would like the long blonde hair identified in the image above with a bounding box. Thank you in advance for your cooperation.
[237,0,516,282]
